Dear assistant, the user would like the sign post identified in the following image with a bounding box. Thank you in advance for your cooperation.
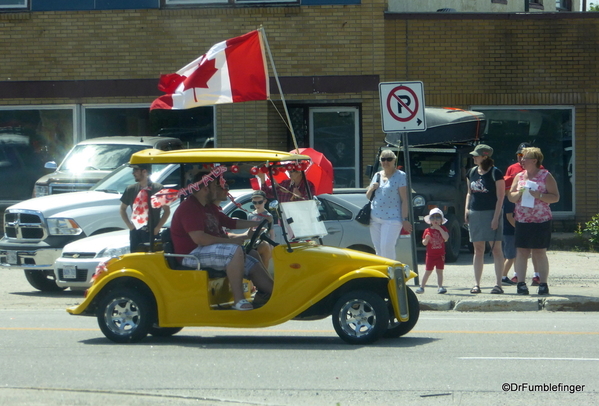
[379,81,427,285]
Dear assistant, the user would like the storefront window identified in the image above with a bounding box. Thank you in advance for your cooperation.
[83,105,151,140]
[474,106,573,215]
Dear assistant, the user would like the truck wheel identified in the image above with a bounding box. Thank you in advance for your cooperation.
[149,326,183,337]
[332,290,389,345]
[97,288,155,343]
[384,287,420,338]
[24,269,65,292]
[444,215,462,263]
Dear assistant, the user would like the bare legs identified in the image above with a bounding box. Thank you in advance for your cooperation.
[515,248,548,283]
[472,240,504,287]
[227,247,274,306]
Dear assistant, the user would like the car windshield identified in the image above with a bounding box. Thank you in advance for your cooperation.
[59,144,150,172]
[91,164,178,194]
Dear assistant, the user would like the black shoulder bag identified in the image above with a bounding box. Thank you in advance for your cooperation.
[356,173,380,225]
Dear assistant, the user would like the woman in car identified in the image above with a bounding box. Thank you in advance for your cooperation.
[256,168,315,202]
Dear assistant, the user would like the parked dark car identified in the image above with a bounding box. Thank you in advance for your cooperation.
[0,131,47,207]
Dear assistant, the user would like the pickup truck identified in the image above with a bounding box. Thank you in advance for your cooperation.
[0,163,182,291]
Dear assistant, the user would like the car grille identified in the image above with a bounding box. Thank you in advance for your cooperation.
[4,210,47,240]
[56,267,89,282]
[61,252,97,259]
[49,183,95,194]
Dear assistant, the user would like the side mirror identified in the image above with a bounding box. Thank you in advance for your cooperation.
[44,161,57,170]
[230,210,247,220]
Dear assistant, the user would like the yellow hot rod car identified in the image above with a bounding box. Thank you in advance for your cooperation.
[67,148,419,345]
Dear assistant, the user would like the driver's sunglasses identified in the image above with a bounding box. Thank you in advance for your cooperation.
[252,200,265,205]
[380,157,394,162]
[517,153,524,157]
[430,214,442,219]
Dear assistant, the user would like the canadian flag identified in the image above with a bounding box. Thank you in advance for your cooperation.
[151,30,269,110]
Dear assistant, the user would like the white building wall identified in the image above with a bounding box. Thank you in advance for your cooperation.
[387,0,562,13]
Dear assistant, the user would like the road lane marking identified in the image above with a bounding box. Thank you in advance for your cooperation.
[460,357,599,361]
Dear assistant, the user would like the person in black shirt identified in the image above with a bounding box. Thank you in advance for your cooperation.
[119,164,170,252]
[465,144,505,294]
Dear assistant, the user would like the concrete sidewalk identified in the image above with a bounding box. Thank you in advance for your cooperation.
[411,250,599,312]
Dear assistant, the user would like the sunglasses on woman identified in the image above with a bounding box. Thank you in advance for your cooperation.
[252,200,265,205]
[380,157,394,162]
[430,214,442,219]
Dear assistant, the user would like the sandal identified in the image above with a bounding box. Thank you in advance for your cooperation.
[470,285,481,294]
[490,285,504,294]
[232,299,253,311]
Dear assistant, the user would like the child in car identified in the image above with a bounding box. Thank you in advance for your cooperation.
[417,208,450,294]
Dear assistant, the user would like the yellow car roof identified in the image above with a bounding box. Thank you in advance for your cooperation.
[129,148,311,164]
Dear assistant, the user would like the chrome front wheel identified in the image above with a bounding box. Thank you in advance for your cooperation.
[332,290,389,345]
[97,289,154,343]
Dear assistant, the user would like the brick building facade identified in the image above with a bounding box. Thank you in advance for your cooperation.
[0,3,597,227]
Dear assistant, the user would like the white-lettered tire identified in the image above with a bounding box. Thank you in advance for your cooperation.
[97,288,155,343]
[332,290,389,345]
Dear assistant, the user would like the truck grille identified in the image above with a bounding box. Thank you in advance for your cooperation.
[62,252,96,259]
[4,210,47,240]
[49,183,95,194]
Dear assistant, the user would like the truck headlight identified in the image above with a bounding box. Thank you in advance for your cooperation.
[98,246,129,258]
[34,185,49,198]
[413,195,426,207]
[47,218,83,236]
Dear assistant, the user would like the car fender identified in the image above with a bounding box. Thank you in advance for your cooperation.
[67,266,164,316]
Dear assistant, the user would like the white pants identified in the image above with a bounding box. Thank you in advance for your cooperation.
[369,216,402,260]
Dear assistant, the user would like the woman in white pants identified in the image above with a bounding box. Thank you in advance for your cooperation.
[366,150,412,260]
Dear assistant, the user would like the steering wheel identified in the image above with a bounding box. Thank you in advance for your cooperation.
[245,218,273,254]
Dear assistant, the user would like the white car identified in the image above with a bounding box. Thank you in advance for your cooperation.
[55,230,130,290]
[54,189,412,290]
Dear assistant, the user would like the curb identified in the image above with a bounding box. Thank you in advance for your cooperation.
[419,296,599,312]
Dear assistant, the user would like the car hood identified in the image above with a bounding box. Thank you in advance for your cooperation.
[62,230,129,253]
[7,191,121,217]
[36,170,111,185]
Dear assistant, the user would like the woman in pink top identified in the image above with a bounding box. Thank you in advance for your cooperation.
[507,147,560,296]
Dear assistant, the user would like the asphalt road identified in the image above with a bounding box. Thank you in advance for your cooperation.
[2,251,599,405]
[1,310,598,405]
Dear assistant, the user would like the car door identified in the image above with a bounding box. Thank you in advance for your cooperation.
[317,197,343,247]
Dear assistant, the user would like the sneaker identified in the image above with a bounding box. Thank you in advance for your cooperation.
[538,283,550,295]
[517,282,529,295]
[416,287,424,294]
[438,287,447,294]
[510,276,518,283]
[531,276,540,286]
[502,276,515,286]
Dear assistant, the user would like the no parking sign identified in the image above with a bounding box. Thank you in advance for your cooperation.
[379,81,426,133]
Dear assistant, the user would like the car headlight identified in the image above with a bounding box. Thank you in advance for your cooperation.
[34,185,49,198]
[403,265,411,279]
[412,195,426,207]
[98,246,129,258]
[47,218,83,236]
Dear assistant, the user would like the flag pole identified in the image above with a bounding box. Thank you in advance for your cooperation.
[259,27,300,153]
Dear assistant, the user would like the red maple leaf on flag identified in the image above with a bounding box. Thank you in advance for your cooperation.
[182,57,218,91]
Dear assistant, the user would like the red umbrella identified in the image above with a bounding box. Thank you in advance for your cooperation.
[290,147,334,195]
